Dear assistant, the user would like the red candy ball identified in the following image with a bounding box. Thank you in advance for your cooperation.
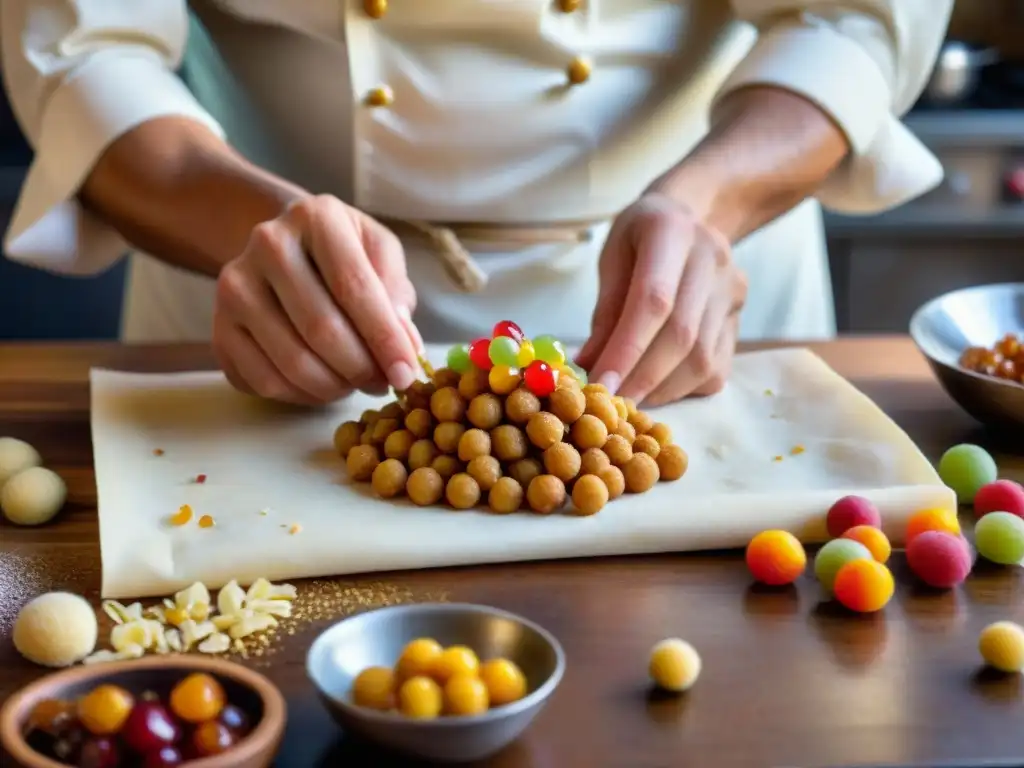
[974,479,1024,519]
[906,530,972,588]
[121,700,180,754]
[492,320,524,343]
[468,338,493,371]
[524,360,557,397]
[826,495,881,538]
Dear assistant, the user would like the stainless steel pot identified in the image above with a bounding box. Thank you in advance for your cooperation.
[923,40,999,106]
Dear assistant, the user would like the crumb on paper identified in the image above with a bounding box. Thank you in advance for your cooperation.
[706,445,728,460]
[152,448,165,456]
[169,504,193,527]
[288,524,302,535]
[198,514,215,528]
[790,445,806,456]
[772,455,783,462]
[195,473,207,484]
[764,389,774,396]
[770,414,781,420]
[259,508,271,516]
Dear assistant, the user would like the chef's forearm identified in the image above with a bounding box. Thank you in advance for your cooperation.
[79,116,308,278]
[649,86,850,243]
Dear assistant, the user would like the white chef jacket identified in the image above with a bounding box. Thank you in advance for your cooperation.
[1,0,949,345]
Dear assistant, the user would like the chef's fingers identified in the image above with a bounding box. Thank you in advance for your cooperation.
[586,213,691,394]
[640,278,733,407]
[361,216,425,356]
[217,323,322,405]
[617,241,716,403]
[297,196,419,391]
[246,218,388,395]
[691,315,739,397]
[232,279,351,403]
[575,221,633,371]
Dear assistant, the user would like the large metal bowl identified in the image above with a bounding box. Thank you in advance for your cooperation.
[909,283,1024,430]
[306,602,565,763]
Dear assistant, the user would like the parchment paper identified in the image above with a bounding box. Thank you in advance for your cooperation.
[90,347,954,599]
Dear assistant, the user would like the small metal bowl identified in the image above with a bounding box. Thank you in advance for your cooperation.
[909,282,1024,430]
[307,602,565,763]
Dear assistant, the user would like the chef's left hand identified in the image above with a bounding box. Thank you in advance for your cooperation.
[575,192,748,406]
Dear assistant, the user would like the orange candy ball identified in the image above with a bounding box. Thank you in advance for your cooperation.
[842,525,892,564]
[833,559,894,613]
[745,530,806,585]
[906,508,960,544]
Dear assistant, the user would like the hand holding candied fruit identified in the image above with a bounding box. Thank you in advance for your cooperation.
[336,321,687,515]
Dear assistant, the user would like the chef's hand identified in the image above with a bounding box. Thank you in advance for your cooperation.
[575,192,748,406]
[213,194,423,405]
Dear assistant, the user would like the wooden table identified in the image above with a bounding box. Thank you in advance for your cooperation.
[1,337,1023,768]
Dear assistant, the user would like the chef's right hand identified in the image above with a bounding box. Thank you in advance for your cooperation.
[212,194,423,405]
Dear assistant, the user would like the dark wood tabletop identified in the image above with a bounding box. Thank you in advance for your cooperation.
[1,337,1022,768]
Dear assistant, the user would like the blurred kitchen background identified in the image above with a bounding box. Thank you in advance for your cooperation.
[1,1,1023,340]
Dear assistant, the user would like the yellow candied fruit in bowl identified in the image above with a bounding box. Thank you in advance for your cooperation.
[479,658,528,707]
[431,645,480,685]
[398,676,443,719]
[351,666,396,711]
[395,637,444,682]
[444,673,490,716]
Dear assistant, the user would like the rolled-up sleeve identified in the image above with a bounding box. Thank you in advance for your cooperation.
[1,1,225,275]
[716,1,953,214]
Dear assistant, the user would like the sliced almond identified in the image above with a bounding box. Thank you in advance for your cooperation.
[164,628,183,653]
[111,621,152,652]
[101,600,130,625]
[175,582,211,611]
[228,613,277,640]
[217,580,246,617]
[198,633,231,654]
[248,599,292,618]
[212,614,239,632]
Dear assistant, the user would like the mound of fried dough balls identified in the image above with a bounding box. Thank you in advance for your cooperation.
[332,322,688,516]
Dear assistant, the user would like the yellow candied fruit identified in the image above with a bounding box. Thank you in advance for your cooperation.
[431,645,480,685]
[790,445,806,456]
[488,365,521,395]
[169,504,193,527]
[479,658,527,707]
[198,514,215,528]
[398,676,443,719]
[395,638,444,682]
[289,524,302,535]
[444,673,489,716]
[352,666,396,711]
[517,340,536,368]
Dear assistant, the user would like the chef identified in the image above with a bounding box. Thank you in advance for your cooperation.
[2,1,950,406]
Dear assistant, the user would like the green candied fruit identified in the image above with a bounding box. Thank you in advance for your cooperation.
[813,539,873,594]
[567,362,588,385]
[533,335,566,366]
[488,336,520,368]
[938,443,997,503]
[446,344,472,374]
[975,511,1024,565]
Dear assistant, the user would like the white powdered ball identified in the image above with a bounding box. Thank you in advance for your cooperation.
[0,436,41,489]
[1,466,67,526]
[14,592,98,667]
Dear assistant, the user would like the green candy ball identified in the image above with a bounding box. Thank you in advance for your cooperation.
[938,444,998,503]
[814,539,873,594]
[488,336,520,367]
[568,362,588,386]
[975,511,1024,565]
[533,335,565,365]
[446,344,471,374]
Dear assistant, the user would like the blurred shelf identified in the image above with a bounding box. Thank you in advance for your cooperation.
[825,206,1024,238]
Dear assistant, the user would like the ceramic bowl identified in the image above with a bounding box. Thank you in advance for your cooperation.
[909,282,1024,431]
[0,655,286,768]
[307,602,565,763]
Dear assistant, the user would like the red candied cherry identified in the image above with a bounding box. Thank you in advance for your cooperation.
[524,360,557,397]
[145,745,185,768]
[121,700,181,754]
[492,320,524,342]
[468,338,494,371]
[77,736,119,768]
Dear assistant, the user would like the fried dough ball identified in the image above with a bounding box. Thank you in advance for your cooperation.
[624,453,659,493]
[408,439,440,471]
[633,435,661,459]
[623,397,638,416]
[579,448,610,476]
[372,458,408,498]
[433,367,462,389]
[360,427,375,446]
[405,408,434,439]
[458,428,492,462]
[570,414,608,451]
[458,368,491,400]
[526,412,564,451]
[611,397,629,421]
[371,417,400,445]
[505,389,541,424]
[599,466,625,499]
[381,401,405,419]
[548,387,585,424]
[360,409,381,427]
[492,425,528,462]
[571,474,609,516]
[583,383,609,397]
[446,473,481,510]
[434,422,466,454]
[543,443,581,483]
[628,410,654,435]
[603,435,633,467]
[431,455,464,482]
[333,421,362,458]
[585,392,619,432]
[405,380,436,411]
[467,394,503,430]
[613,419,637,444]
[467,455,502,491]
[347,445,380,481]
[526,475,566,514]
[647,423,672,446]
[407,467,444,506]
[431,387,466,423]
[508,458,543,489]
[384,429,415,461]
[656,444,689,481]
[488,477,524,514]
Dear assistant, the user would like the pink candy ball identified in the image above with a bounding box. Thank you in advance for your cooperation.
[906,530,973,588]
[826,495,882,538]
[974,479,1024,520]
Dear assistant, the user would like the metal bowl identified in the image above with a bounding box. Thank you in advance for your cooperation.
[306,603,565,763]
[909,282,1024,430]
